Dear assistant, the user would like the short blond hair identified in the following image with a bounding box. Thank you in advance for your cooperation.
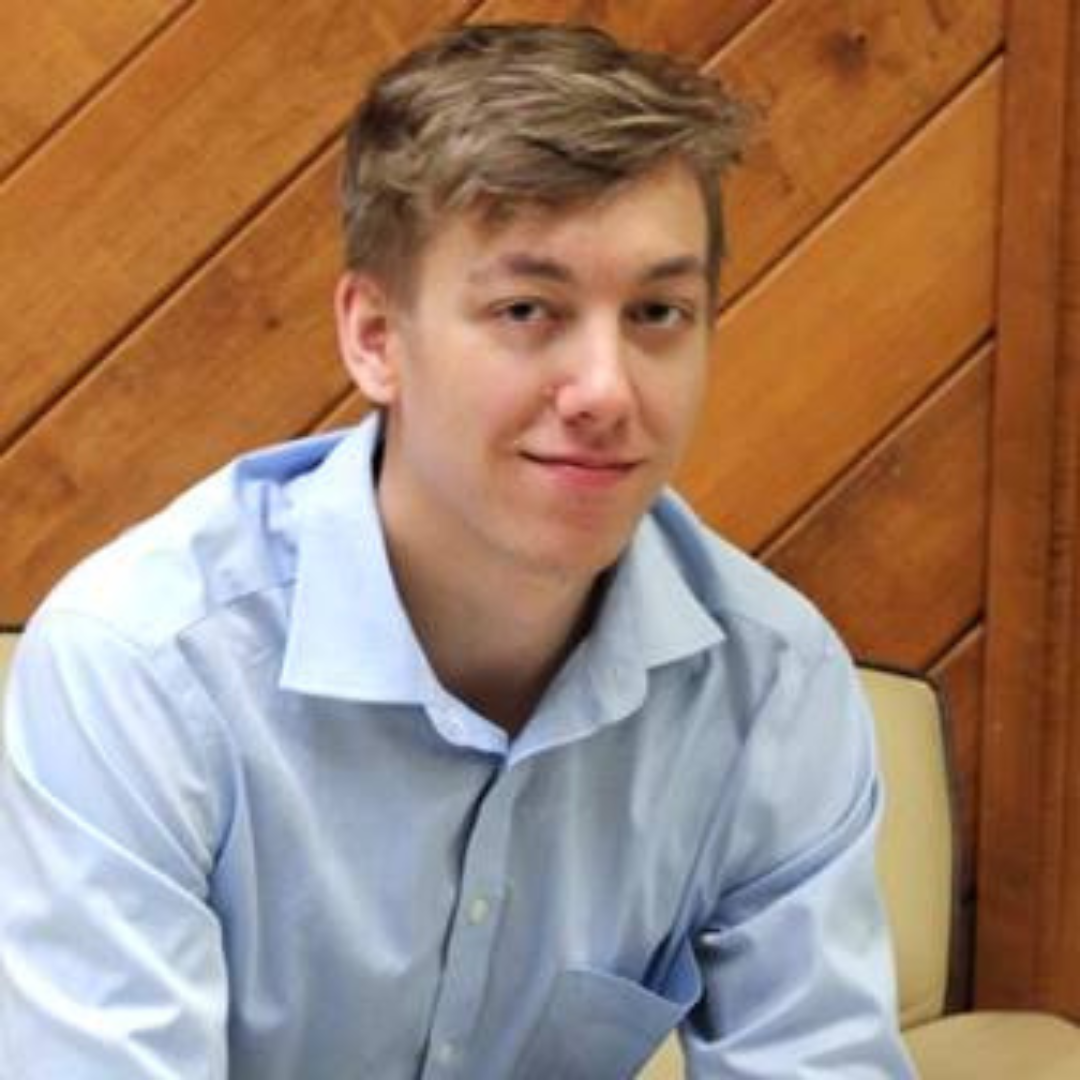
[341,23,748,300]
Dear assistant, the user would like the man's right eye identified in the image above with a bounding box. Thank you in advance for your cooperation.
[494,299,553,324]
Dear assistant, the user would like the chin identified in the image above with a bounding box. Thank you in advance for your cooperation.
[515,532,631,584]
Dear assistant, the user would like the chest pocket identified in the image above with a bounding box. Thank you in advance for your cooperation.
[515,943,700,1079]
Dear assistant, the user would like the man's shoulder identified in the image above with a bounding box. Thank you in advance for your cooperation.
[647,489,838,667]
[39,430,349,649]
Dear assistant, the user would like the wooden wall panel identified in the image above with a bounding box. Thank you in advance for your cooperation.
[0,2,189,178]
[710,0,1002,295]
[1054,3,1080,1013]
[679,65,1000,551]
[0,0,475,448]
[0,0,1002,623]
[315,390,371,433]
[764,347,991,671]
[977,0,1080,1013]
[0,146,346,620]
[474,0,771,60]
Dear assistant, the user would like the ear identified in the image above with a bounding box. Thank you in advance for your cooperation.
[334,272,401,406]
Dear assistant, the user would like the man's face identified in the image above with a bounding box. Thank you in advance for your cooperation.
[337,162,712,587]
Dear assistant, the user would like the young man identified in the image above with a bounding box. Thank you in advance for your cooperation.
[0,24,914,1079]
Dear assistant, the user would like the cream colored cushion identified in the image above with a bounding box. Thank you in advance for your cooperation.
[0,629,18,661]
[639,1034,680,1079]
[905,1011,1080,1079]
[860,667,953,1027]
[0,630,18,724]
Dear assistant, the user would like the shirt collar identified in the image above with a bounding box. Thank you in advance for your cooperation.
[280,414,441,704]
[515,509,725,758]
[280,413,725,719]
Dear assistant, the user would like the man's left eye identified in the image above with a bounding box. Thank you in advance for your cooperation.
[631,301,691,328]
[499,300,549,324]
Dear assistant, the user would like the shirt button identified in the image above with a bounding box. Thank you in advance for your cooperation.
[434,1041,456,1066]
[467,896,491,925]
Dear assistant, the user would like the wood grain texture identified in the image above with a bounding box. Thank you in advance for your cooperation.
[677,63,1001,551]
[976,0,1077,1011]
[0,1,1002,620]
[0,0,474,448]
[0,1,187,178]
[712,0,1004,296]
[1050,2,1080,1015]
[1031,0,1080,1016]
[764,347,991,670]
[314,393,370,434]
[472,0,770,61]
[0,145,347,622]
[931,625,985,1011]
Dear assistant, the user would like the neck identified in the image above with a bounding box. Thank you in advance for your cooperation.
[388,531,600,734]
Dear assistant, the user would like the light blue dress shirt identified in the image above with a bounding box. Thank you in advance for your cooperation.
[0,415,914,1078]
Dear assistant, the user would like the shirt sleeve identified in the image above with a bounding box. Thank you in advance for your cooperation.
[681,638,917,1079]
[0,610,230,1080]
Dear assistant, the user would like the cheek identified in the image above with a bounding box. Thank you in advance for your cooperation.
[468,363,551,436]
[417,375,538,457]
[640,359,708,438]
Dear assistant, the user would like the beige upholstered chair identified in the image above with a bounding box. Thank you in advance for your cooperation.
[641,666,1080,1078]
[2,635,1079,1075]
[0,627,18,728]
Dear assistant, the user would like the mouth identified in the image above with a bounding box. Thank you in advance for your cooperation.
[520,451,642,490]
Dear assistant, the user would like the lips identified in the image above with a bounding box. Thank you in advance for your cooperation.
[520,450,642,491]
[523,452,637,470]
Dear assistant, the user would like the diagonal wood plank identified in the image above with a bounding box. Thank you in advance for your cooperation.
[712,0,1003,295]
[0,1,188,179]
[471,0,771,61]
[763,345,991,669]
[0,0,476,448]
[0,143,347,623]
[678,63,1001,550]
[314,390,370,434]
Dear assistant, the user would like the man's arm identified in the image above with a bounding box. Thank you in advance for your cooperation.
[0,611,229,1079]
[682,642,916,1078]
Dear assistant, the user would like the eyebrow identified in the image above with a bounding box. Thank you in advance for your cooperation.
[466,252,707,287]
[640,255,708,283]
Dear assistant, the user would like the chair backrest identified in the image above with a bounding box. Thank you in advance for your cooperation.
[859,666,955,1028]
[0,629,18,712]
[1,629,23,755]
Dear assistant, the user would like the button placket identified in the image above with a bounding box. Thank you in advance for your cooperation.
[420,766,519,1077]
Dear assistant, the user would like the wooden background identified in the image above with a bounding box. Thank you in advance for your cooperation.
[1,0,1077,1019]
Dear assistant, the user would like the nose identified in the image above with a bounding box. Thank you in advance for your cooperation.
[551,320,634,430]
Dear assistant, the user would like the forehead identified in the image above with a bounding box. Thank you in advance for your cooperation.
[416,163,709,291]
